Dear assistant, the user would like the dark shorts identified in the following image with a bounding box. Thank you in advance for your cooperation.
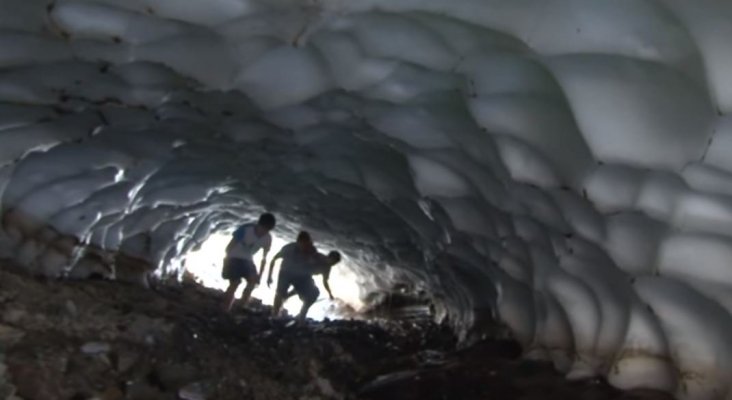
[276,269,319,303]
[221,257,257,284]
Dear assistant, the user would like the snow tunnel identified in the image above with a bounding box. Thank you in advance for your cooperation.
[1,0,732,398]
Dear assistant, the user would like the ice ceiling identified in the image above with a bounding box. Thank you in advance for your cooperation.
[1,0,732,398]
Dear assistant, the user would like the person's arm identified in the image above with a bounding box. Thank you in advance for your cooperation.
[322,267,334,300]
[259,248,269,277]
[258,237,272,282]
[266,247,283,287]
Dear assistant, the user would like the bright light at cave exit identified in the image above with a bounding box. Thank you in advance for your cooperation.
[184,232,363,320]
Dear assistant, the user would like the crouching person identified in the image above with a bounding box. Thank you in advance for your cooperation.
[271,245,342,322]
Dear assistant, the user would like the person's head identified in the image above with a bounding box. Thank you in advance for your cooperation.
[296,231,315,253]
[326,250,342,266]
[255,213,276,236]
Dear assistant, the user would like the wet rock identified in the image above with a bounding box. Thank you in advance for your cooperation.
[178,381,213,400]
[81,341,111,354]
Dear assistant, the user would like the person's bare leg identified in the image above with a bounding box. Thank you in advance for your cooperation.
[297,298,315,322]
[272,294,285,317]
[239,280,256,307]
[223,281,240,312]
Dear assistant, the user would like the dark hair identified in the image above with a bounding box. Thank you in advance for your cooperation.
[258,213,276,229]
[297,231,312,243]
[328,250,341,263]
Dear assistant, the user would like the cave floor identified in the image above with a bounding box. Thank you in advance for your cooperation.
[0,265,674,400]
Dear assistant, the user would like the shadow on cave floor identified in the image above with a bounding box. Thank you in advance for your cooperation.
[0,263,674,400]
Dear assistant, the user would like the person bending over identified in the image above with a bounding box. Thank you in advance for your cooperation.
[283,250,341,303]
[221,213,275,312]
[267,231,316,318]
[272,246,342,321]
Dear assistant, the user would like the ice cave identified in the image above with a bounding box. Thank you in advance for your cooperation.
[1,0,732,399]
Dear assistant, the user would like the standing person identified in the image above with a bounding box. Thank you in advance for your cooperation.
[266,231,317,317]
[270,244,342,322]
[221,213,276,312]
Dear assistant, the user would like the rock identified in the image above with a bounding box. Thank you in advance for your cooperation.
[0,290,17,304]
[115,350,139,373]
[127,315,174,344]
[65,299,78,316]
[248,298,263,308]
[125,380,166,400]
[96,386,125,400]
[178,381,210,400]
[157,363,198,389]
[417,350,446,367]
[314,377,340,399]
[0,324,25,348]
[358,370,421,395]
[2,309,26,325]
[0,359,19,400]
[81,342,111,354]
[0,382,21,400]
[8,360,69,399]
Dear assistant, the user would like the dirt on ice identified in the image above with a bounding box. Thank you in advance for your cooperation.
[0,263,674,400]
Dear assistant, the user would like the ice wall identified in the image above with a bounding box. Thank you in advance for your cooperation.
[1,0,732,398]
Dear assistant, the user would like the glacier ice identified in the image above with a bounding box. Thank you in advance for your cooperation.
[0,0,732,398]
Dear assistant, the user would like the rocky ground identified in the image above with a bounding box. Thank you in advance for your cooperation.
[0,263,674,400]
